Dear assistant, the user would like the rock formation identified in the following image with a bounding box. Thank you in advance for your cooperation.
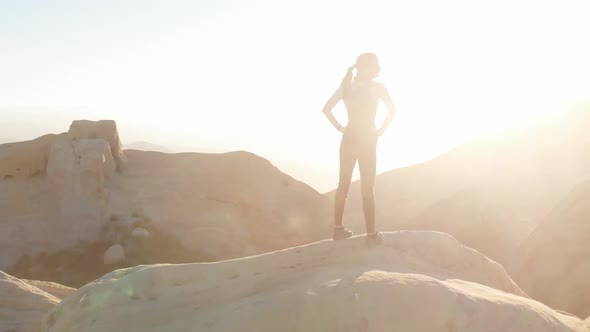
[68,120,127,170]
[130,227,150,239]
[0,120,124,269]
[46,137,115,239]
[1,120,332,288]
[0,119,125,181]
[42,231,589,332]
[1,270,60,332]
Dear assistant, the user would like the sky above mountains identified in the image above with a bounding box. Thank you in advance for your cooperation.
[2,0,589,191]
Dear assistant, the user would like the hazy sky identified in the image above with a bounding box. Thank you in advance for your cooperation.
[2,0,589,191]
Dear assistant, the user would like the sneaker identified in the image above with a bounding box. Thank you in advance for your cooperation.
[365,232,384,247]
[333,226,353,240]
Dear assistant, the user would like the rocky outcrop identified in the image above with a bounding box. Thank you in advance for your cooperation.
[0,134,65,180]
[68,120,127,170]
[46,137,114,235]
[1,270,59,332]
[10,145,332,285]
[130,227,150,239]
[517,180,590,317]
[2,123,331,287]
[42,231,589,332]
[21,279,76,300]
[0,120,125,181]
[1,123,121,270]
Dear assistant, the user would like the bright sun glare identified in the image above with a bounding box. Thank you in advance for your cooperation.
[2,0,589,191]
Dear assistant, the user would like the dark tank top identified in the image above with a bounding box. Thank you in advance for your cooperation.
[342,81,380,135]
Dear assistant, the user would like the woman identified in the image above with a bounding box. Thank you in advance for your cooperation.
[322,53,396,246]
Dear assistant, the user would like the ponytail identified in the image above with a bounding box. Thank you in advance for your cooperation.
[340,66,355,101]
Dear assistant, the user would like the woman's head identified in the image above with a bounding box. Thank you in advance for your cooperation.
[355,53,380,80]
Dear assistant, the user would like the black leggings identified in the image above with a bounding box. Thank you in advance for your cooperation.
[334,130,378,233]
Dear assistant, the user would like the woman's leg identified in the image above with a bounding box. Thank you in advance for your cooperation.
[358,137,377,234]
[334,135,357,228]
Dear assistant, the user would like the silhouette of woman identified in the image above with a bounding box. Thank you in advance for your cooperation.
[322,53,396,246]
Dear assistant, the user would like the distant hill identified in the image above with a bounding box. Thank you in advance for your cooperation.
[517,179,590,317]
[122,144,336,193]
[123,141,175,153]
[273,159,336,193]
[0,138,19,144]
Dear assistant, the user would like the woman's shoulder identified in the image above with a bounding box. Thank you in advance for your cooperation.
[371,81,389,94]
[371,80,386,88]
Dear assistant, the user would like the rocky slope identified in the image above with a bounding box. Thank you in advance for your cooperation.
[517,179,590,317]
[42,231,590,332]
[0,271,61,332]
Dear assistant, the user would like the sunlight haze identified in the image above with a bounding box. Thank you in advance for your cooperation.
[2,0,589,191]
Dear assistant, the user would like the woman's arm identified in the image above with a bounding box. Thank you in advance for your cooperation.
[377,83,397,136]
[322,88,344,132]
[322,65,356,132]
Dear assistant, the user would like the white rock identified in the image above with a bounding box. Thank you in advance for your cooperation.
[44,137,115,250]
[42,231,589,332]
[1,270,59,332]
[103,245,125,265]
[68,120,127,171]
[131,227,150,239]
[47,136,115,210]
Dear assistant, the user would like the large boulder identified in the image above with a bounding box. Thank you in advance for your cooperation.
[130,227,150,239]
[1,270,59,332]
[103,244,126,265]
[42,231,589,332]
[46,137,115,244]
[68,120,127,171]
[47,137,115,211]
[0,136,117,270]
[517,180,590,317]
